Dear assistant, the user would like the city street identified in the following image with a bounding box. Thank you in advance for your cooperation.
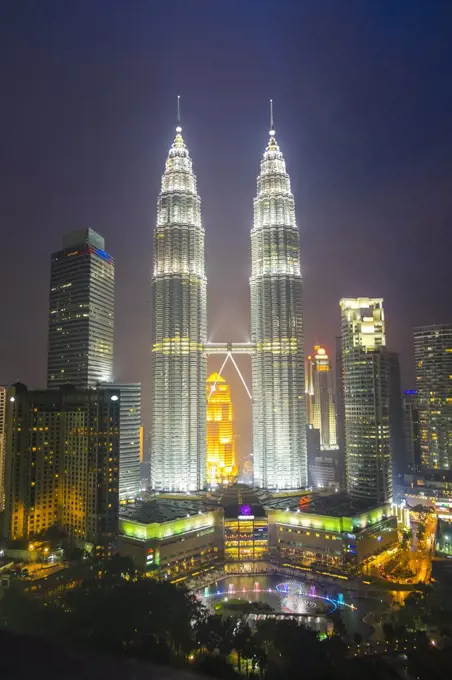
[362,513,437,587]
[409,514,437,584]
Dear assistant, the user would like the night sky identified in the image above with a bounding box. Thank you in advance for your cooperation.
[1,1,452,461]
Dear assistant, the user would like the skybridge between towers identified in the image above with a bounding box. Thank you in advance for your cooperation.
[205,342,255,401]
[205,342,255,355]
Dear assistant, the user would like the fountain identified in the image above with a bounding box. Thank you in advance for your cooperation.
[337,593,344,606]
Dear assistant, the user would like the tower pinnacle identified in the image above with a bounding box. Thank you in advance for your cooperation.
[269,98,275,136]
[267,98,278,151]
[176,94,181,133]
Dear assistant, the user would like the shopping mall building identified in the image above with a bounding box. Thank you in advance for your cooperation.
[118,485,398,580]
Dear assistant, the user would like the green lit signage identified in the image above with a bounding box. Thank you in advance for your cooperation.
[119,511,216,541]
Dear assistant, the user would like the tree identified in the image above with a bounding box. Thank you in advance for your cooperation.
[329,608,347,638]
[100,553,136,583]
[197,614,235,656]
[233,619,253,674]
[382,622,396,644]
[65,546,83,562]
[195,654,241,678]
[38,524,67,548]
[354,632,363,645]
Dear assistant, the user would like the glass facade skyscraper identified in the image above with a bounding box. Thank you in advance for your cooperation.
[47,228,114,388]
[116,383,141,501]
[150,125,207,492]
[414,325,452,470]
[250,124,306,490]
[100,382,141,501]
[403,390,421,472]
[340,298,392,505]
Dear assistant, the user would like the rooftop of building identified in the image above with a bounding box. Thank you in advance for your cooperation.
[119,498,210,525]
[7,382,121,404]
[205,483,271,518]
[126,484,392,526]
[297,492,388,518]
[61,227,105,251]
[404,470,452,484]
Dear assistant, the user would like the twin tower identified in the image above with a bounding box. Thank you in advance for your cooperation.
[151,115,306,493]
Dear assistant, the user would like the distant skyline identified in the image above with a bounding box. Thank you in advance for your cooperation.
[1,1,452,462]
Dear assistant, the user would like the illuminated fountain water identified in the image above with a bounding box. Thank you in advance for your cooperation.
[200,578,357,624]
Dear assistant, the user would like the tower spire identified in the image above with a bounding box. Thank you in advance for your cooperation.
[267,99,278,151]
[172,95,185,149]
[176,95,181,132]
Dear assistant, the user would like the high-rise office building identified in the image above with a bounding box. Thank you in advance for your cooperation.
[111,383,141,502]
[403,390,421,473]
[206,373,237,486]
[387,352,405,478]
[5,383,119,549]
[47,228,114,389]
[340,298,392,505]
[0,386,6,511]
[335,336,346,488]
[251,119,306,490]
[150,124,207,492]
[414,325,452,470]
[306,346,338,450]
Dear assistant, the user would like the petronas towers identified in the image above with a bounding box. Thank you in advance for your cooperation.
[251,128,306,490]
[151,125,207,492]
[151,110,306,492]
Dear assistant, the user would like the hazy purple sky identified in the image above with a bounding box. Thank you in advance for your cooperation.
[1,1,452,459]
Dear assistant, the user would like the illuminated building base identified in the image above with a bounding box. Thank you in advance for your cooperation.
[118,486,399,579]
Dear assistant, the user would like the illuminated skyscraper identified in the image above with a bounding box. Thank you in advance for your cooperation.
[306,346,338,450]
[5,383,119,549]
[387,352,405,478]
[114,383,141,502]
[206,373,237,486]
[340,298,392,504]
[414,325,452,470]
[151,123,207,492]
[250,109,307,490]
[403,390,421,472]
[47,228,114,388]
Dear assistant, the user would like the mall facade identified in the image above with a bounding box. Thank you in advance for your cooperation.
[118,486,397,580]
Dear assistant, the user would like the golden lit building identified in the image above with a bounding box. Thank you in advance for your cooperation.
[206,373,237,486]
[305,346,337,450]
[4,383,120,551]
